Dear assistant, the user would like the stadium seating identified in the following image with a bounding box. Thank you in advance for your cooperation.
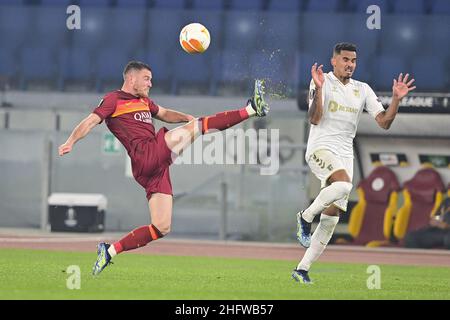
[40,0,72,6]
[116,0,148,7]
[171,51,213,94]
[152,0,187,10]
[392,0,425,14]
[379,15,426,58]
[58,47,94,90]
[305,0,340,12]
[260,13,299,53]
[393,167,445,242]
[431,0,450,14]
[71,8,110,50]
[212,50,251,94]
[346,0,392,13]
[0,49,17,80]
[191,0,224,10]
[223,12,261,53]
[77,0,112,6]
[19,47,57,89]
[95,49,134,91]
[372,55,408,91]
[267,0,304,12]
[299,13,346,54]
[335,166,400,246]
[0,6,32,51]
[411,55,447,92]
[106,8,147,54]
[228,0,264,11]
[33,7,70,48]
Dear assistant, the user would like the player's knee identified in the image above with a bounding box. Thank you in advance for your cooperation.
[332,181,353,198]
[319,213,339,232]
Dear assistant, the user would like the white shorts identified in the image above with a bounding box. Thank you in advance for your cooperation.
[307,149,354,211]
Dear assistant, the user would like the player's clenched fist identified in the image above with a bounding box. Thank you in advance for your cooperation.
[58,143,72,156]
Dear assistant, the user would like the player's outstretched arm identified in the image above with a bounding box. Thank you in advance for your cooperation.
[375,73,416,130]
[154,105,195,123]
[58,113,102,156]
[309,63,325,125]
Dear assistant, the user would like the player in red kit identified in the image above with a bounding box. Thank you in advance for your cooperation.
[58,61,269,275]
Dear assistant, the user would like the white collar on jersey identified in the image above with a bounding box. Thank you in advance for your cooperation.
[328,71,354,87]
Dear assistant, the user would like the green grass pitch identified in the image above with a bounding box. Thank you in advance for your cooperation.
[1,248,449,300]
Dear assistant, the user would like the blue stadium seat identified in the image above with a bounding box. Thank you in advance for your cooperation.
[423,17,450,57]
[372,55,408,91]
[248,52,285,85]
[215,50,250,84]
[223,12,261,53]
[107,8,146,53]
[352,54,373,84]
[228,0,264,11]
[33,7,70,47]
[431,0,450,14]
[171,51,212,94]
[147,10,183,56]
[71,8,109,50]
[392,0,425,14]
[152,0,186,9]
[191,0,223,10]
[346,0,391,13]
[95,49,133,91]
[267,0,303,12]
[260,13,299,53]
[299,13,346,55]
[344,14,380,56]
[58,47,93,89]
[0,48,17,79]
[40,0,71,6]
[20,47,57,89]
[0,6,32,51]
[116,0,148,7]
[379,16,425,56]
[295,52,331,88]
[145,50,172,85]
[305,0,340,12]
[411,56,447,92]
[77,0,111,6]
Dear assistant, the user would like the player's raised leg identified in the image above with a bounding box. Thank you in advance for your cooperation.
[164,79,269,155]
[297,169,352,248]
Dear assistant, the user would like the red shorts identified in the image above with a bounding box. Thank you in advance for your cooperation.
[132,127,175,200]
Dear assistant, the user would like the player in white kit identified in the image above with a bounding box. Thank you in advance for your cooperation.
[292,43,416,284]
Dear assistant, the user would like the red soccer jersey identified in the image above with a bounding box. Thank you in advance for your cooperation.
[92,90,160,156]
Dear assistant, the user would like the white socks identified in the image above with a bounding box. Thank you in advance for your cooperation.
[107,245,117,258]
[302,181,352,223]
[297,214,339,271]
[246,102,256,117]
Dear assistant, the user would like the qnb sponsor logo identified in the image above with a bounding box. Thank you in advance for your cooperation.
[134,111,153,123]
[170,128,280,175]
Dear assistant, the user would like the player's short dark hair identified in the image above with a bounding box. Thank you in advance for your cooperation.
[123,61,152,79]
[333,42,357,56]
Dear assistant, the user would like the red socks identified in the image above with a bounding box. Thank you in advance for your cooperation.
[113,224,163,254]
[200,107,250,134]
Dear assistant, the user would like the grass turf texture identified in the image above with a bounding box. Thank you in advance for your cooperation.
[1,248,449,300]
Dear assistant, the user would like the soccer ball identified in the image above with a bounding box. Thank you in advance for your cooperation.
[179,23,210,54]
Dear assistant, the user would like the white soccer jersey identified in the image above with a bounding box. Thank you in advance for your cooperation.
[305,72,385,160]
